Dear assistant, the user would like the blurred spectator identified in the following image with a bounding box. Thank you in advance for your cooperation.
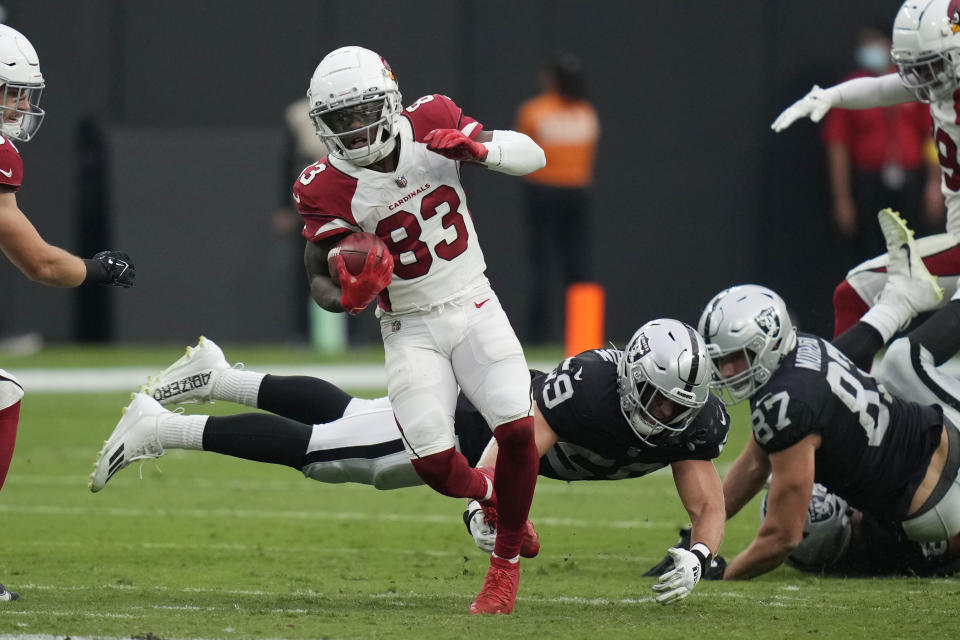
[273,96,327,342]
[515,52,600,344]
[822,24,943,264]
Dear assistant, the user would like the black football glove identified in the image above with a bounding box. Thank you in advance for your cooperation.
[83,250,135,287]
[704,555,726,580]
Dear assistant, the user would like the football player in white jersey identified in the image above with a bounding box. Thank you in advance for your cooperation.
[292,46,544,614]
[771,0,960,337]
[0,24,135,602]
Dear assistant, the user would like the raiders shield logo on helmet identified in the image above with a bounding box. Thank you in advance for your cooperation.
[754,306,781,337]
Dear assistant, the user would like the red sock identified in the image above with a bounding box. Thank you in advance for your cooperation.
[0,401,21,492]
[410,446,491,499]
[491,416,537,559]
[833,279,870,339]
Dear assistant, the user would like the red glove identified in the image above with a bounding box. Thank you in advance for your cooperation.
[336,249,394,315]
[424,128,488,162]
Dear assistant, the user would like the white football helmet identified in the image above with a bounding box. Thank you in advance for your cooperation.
[307,46,403,166]
[0,24,44,142]
[698,285,797,405]
[760,483,852,572]
[617,318,710,446]
[891,0,960,103]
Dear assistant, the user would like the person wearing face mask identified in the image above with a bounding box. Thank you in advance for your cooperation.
[820,24,943,266]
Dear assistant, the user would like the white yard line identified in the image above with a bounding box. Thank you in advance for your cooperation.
[0,502,671,530]
[11,361,558,393]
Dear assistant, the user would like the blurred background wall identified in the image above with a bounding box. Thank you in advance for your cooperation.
[0,0,906,346]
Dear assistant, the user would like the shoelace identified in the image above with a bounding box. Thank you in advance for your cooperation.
[130,406,180,479]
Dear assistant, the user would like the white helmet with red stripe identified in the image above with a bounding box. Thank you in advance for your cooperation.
[307,46,403,166]
[0,24,44,142]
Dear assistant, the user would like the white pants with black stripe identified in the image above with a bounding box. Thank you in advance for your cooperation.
[300,397,423,490]
[874,338,960,426]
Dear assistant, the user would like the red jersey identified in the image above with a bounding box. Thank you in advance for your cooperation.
[822,71,931,171]
[0,135,24,191]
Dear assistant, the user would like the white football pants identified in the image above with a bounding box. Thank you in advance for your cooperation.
[378,284,531,459]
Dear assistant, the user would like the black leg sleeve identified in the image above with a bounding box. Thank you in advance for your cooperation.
[908,301,960,366]
[256,374,354,424]
[202,413,312,469]
[833,321,886,372]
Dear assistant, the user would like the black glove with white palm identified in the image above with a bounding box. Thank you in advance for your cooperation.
[643,526,726,581]
[652,544,711,605]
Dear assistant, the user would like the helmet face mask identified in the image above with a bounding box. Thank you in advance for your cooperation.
[308,47,403,166]
[892,48,960,102]
[0,81,44,142]
[617,319,710,446]
[699,285,797,406]
[891,0,960,103]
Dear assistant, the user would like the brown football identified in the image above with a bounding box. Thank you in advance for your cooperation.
[327,232,390,284]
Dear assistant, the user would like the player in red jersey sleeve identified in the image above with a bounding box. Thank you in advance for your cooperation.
[295,46,545,615]
[0,23,135,602]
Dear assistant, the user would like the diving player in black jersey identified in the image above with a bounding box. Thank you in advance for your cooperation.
[700,282,960,580]
[91,319,728,605]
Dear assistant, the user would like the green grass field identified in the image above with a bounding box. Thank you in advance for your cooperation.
[2,346,960,639]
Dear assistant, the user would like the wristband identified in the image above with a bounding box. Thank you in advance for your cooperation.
[690,542,713,572]
[81,258,108,286]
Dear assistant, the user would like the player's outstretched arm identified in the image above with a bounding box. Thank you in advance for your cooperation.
[724,437,816,580]
[651,459,725,605]
[0,190,133,287]
[771,74,913,132]
[672,459,725,562]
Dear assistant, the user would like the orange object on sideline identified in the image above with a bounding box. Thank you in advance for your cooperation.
[565,283,605,357]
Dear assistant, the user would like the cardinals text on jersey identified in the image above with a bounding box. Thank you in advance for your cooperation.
[294,94,488,312]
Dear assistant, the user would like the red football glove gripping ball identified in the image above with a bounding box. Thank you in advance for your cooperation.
[335,249,394,315]
[424,128,488,163]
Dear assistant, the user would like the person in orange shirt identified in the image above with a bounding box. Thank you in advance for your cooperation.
[515,53,600,343]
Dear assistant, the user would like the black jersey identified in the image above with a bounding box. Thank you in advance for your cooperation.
[455,349,729,482]
[751,333,943,520]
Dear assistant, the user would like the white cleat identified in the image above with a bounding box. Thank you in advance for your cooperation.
[141,336,230,406]
[877,208,944,319]
[90,393,167,493]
